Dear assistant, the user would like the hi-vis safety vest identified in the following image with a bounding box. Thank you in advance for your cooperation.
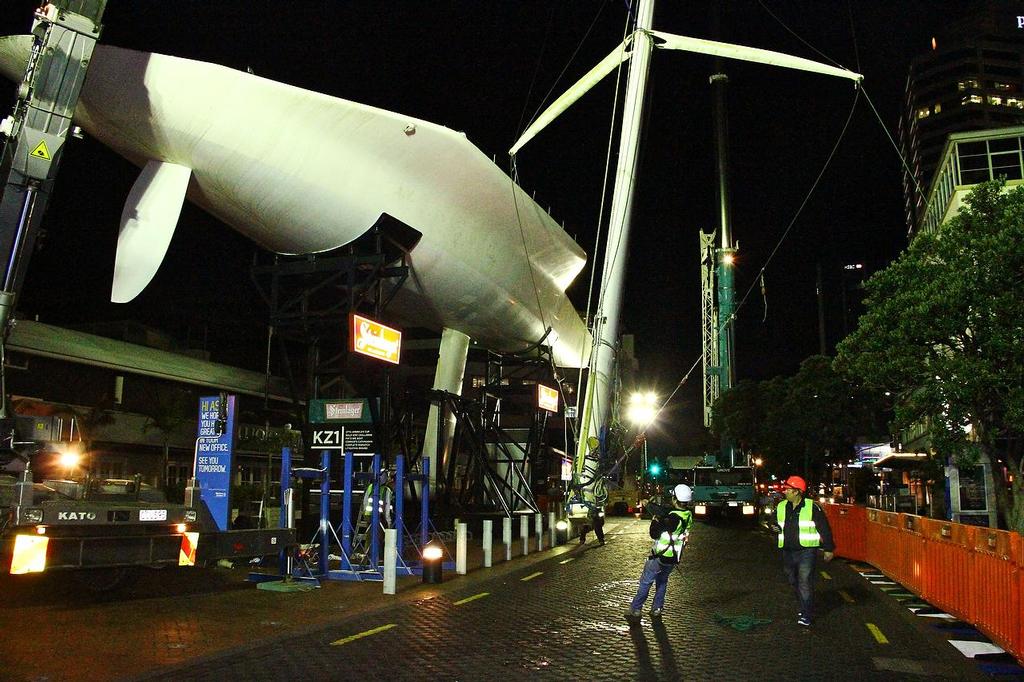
[652,509,692,559]
[777,500,821,548]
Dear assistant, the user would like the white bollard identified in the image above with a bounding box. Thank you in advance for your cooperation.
[456,522,467,575]
[520,515,529,556]
[535,513,543,551]
[548,511,556,548]
[483,519,493,568]
[383,529,397,595]
[503,517,512,561]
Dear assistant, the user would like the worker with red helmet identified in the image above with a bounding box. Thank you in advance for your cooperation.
[776,475,835,627]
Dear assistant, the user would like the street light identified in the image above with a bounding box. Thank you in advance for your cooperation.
[627,392,659,498]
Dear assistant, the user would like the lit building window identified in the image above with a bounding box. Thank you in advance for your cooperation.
[993,82,1014,91]
[472,376,486,388]
[988,95,1004,106]
[961,94,984,105]
[957,78,980,91]
[934,102,942,113]
[1006,97,1024,109]
[916,106,931,119]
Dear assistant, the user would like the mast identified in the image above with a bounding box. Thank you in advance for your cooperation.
[574,0,657,490]
[710,53,738,467]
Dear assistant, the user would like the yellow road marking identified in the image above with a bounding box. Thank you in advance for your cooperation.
[866,623,889,644]
[454,592,490,605]
[521,571,543,581]
[330,623,396,646]
[559,558,575,564]
[820,570,831,580]
[839,589,855,603]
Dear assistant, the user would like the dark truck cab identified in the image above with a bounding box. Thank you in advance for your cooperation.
[1,471,294,576]
[691,465,758,519]
[1,473,198,573]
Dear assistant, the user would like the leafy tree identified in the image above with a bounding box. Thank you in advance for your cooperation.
[712,356,882,482]
[142,384,195,492]
[835,181,1024,531]
[711,379,764,455]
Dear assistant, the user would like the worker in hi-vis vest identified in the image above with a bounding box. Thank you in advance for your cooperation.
[625,484,694,622]
[775,475,835,627]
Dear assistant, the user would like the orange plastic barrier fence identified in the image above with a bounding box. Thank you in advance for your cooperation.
[822,504,866,562]
[825,504,1023,665]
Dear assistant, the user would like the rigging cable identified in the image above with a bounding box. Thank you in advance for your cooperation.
[505,2,620,398]
[641,83,861,435]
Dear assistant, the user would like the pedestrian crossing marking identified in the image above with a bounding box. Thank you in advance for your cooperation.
[454,592,489,605]
[839,590,855,603]
[820,570,831,580]
[521,571,543,581]
[866,623,889,644]
[559,558,575,564]
[330,623,396,646]
[30,140,51,160]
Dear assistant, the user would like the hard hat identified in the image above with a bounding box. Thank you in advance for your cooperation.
[673,484,693,503]
[783,475,807,492]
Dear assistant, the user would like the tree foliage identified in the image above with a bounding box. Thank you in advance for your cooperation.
[835,181,1024,531]
[712,355,883,481]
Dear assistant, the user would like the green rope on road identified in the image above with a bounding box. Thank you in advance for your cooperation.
[714,613,773,632]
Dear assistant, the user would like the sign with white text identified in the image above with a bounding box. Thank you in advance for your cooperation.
[196,395,236,531]
[349,313,402,364]
[309,398,371,424]
[309,425,376,453]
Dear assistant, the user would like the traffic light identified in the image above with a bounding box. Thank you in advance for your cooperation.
[648,461,661,477]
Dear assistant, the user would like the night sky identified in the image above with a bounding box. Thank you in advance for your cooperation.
[0,2,983,449]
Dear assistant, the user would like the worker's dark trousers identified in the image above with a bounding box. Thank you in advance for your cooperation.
[782,548,817,619]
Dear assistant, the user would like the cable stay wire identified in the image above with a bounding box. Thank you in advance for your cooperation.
[638,84,861,440]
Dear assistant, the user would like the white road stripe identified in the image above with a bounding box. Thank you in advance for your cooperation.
[948,640,1005,658]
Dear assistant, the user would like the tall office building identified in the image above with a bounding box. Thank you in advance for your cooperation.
[899,1,1024,235]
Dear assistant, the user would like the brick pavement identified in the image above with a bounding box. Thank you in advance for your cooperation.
[0,515,580,682]
[56,516,990,682]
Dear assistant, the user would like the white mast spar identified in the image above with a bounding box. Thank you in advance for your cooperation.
[572,0,656,508]
[507,2,862,517]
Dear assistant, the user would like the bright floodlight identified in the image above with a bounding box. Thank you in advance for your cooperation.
[627,391,657,426]
[57,450,81,470]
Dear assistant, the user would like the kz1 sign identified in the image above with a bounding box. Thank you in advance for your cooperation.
[308,398,376,453]
[349,313,402,364]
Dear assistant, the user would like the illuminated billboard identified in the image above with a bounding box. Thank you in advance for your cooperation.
[349,313,402,364]
[537,384,559,413]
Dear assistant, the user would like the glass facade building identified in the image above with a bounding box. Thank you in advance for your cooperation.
[899,1,1024,236]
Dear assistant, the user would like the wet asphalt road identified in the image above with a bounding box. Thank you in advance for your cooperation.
[108,516,988,682]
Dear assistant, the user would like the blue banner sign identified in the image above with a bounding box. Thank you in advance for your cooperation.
[196,395,236,531]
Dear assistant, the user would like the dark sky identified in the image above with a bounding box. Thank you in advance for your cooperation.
[0,1,986,447]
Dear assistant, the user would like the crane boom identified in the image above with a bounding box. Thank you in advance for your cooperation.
[0,1,105,431]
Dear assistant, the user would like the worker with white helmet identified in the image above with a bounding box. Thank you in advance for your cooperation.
[625,483,694,621]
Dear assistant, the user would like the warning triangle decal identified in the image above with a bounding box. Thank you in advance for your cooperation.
[30,140,51,160]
